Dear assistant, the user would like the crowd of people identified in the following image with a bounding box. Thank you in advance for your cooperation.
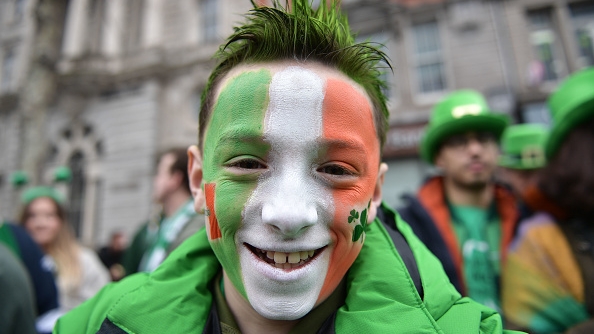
[1,1,593,333]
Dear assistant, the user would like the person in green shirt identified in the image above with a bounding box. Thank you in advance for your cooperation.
[54,1,514,333]
[398,90,519,313]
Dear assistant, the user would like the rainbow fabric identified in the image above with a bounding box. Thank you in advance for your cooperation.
[502,212,589,333]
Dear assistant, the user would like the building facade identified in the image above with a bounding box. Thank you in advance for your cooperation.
[344,0,593,207]
[0,0,592,245]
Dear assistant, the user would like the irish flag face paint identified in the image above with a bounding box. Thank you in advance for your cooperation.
[202,63,381,320]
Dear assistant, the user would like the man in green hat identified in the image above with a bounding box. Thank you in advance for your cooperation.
[54,2,510,333]
[398,89,518,312]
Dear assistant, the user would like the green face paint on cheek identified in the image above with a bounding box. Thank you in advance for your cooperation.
[202,69,272,297]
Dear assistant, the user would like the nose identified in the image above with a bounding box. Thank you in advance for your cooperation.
[466,137,484,154]
[261,194,318,238]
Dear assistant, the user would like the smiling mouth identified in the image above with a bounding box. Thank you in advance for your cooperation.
[245,243,326,270]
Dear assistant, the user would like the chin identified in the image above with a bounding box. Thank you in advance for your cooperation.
[238,243,331,321]
[252,298,314,320]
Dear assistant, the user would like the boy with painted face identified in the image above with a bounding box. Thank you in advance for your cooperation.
[54,2,509,333]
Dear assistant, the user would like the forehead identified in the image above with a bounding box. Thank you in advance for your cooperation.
[30,197,57,211]
[214,61,371,103]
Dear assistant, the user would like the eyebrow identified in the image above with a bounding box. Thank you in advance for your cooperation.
[214,130,267,150]
[318,138,369,153]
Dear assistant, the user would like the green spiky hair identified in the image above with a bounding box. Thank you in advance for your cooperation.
[199,0,391,150]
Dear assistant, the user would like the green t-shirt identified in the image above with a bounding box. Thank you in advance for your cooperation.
[450,204,501,312]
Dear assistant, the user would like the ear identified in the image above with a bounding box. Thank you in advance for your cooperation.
[367,162,388,223]
[187,145,205,213]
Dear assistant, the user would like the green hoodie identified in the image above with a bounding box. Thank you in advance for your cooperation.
[54,204,514,333]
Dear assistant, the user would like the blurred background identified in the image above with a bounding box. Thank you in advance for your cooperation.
[0,0,593,247]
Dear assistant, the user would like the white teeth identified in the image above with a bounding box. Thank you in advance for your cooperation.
[274,252,287,264]
[300,251,309,260]
[288,252,301,264]
[253,246,319,267]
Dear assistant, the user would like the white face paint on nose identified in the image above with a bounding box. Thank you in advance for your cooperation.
[261,174,319,237]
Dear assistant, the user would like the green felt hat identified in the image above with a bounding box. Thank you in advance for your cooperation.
[420,90,510,163]
[546,67,594,159]
[499,124,549,170]
[21,186,64,205]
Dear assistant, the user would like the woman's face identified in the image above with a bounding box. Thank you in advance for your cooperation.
[24,197,62,249]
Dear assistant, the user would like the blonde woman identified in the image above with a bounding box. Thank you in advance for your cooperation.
[20,187,109,311]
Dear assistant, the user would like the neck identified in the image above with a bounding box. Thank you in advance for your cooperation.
[223,272,298,334]
[443,177,493,208]
[162,190,190,217]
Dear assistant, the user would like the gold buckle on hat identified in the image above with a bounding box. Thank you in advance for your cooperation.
[521,146,545,168]
[452,104,482,118]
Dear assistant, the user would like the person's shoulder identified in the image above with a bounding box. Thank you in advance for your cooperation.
[54,273,150,333]
[78,246,110,273]
[509,212,559,251]
[56,230,219,333]
[516,212,557,236]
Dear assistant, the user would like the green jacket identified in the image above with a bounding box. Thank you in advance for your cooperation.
[54,204,512,333]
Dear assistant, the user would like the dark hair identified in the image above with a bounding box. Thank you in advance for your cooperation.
[160,148,190,195]
[198,0,391,152]
[538,118,594,219]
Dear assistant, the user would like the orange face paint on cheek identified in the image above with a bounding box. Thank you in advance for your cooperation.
[318,78,380,301]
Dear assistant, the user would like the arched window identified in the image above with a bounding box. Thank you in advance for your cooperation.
[68,151,86,237]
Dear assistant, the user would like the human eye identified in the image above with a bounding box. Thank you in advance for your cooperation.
[226,157,267,171]
[317,163,355,177]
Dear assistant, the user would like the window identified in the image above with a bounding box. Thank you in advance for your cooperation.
[124,0,144,53]
[357,32,393,100]
[87,0,106,54]
[68,151,86,237]
[1,48,15,91]
[201,0,217,43]
[569,2,594,68]
[521,102,551,125]
[412,21,446,94]
[527,9,563,82]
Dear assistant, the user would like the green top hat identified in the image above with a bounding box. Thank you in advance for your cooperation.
[420,90,509,163]
[546,67,594,159]
[21,186,64,205]
[499,124,549,170]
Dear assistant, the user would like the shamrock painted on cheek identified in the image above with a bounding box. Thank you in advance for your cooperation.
[347,200,372,242]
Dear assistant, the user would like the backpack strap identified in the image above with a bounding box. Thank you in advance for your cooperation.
[377,206,424,300]
[559,219,594,317]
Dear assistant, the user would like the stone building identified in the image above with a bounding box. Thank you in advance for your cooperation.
[0,0,592,245]
[344,0,593,207]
